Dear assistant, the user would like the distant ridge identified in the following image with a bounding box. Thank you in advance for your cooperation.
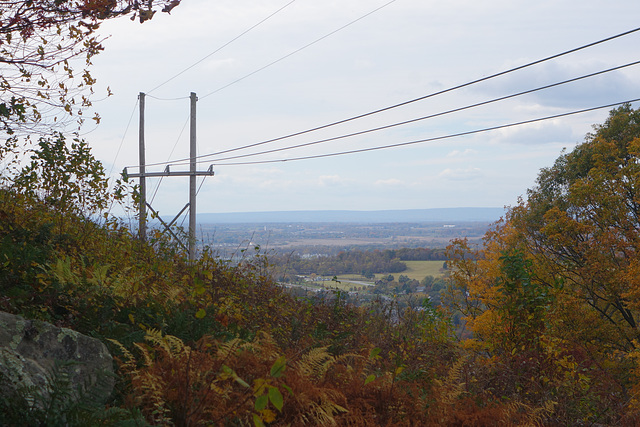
[197,207,505,224]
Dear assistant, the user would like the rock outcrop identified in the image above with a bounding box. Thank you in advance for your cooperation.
[0,311,114,406]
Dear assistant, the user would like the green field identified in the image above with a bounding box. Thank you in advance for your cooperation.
[308,279,372,291]
[400,260,446,280]
[335,260,446,284]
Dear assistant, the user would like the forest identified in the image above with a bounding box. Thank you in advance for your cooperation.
[3,2,640,425]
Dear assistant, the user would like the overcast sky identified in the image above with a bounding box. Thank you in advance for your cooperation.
[86,0,640,216]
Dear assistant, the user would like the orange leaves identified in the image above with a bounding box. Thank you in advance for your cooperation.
[442,105,640,424]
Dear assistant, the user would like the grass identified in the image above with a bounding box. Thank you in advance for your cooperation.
[396,261,446,281]
[310,278,371,291]
[332,261,446,285]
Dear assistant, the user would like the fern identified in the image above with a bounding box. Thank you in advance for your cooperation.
[433,355,467,406]
[107,338,137,372]
[144,328,187,358]
[294,346,335,380]
[503,399,556,426]
[216,337,245,361]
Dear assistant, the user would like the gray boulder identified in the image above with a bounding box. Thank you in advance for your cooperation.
[0,311,114,407]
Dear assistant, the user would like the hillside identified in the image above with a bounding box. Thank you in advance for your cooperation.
[4,107,640,425]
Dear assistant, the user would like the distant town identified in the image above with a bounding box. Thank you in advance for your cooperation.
[198,220,494,257]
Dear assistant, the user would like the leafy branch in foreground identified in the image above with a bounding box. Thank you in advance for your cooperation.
[0,0,181,136]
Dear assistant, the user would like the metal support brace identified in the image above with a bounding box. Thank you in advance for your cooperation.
[145,202,189,253]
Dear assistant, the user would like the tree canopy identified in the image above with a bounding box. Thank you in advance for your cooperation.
[0,0,180,136]
[447,104,640,421]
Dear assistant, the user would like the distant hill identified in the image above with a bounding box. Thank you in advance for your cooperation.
[197,207,505,224]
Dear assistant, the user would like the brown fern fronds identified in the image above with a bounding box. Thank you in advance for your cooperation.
[434,354,467,406]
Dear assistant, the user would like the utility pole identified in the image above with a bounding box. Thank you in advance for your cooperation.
[138,92,146,241]
[128,92,214,260]
[189,92,197,260]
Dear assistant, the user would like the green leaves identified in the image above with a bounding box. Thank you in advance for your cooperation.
[369,347,382,360]
[270,356,287,378]
[268,387,283,412]
[255,394,268,411]
[14,133,110,215]
[250,356,289,425]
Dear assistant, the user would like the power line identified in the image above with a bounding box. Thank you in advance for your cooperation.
[109,98,138,178]
[192,60,640,164]
[146,0,299,95]
[206,99,640,166]
[138,58,640,170]
[199,0,398,100]
[146,94,190,101]
[106,97,139,217]
[150,114,190,204]
[137,25,640,170]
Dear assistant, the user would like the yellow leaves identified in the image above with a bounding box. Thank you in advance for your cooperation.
[260,408,277,423]
[215,295,246,324]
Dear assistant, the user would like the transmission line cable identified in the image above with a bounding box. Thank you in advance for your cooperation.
[146,93,190,101]
[146,0,298,95]
[109,98,139,178]
[132,25,640,170]
[158,59,640,167]
[106,97,139,216]
[196,26,640,160]
[199,0,398,100]
[149,114,190,204]
[207,98,640,165]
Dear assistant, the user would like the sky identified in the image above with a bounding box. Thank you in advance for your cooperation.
[83,0,640,216]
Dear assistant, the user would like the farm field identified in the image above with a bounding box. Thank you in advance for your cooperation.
[401,260,446,280]
[333,260,446,284]
[307,278,372,292]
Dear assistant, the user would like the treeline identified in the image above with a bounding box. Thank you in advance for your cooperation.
[269,247,447,280]
[388,247,448,261]
[269,249,406,279]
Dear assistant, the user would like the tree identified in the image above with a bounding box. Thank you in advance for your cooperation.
[450,104,640,349]
[13,132,111,216]
[446,105,640,420]
[511,104,640,351]
[0,0,181,136]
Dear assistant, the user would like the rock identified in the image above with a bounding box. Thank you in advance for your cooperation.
[0,311,114,407]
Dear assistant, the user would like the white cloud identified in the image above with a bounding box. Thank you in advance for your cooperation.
[447,149,478,157]
[439,168,483,181]
[318,175,344,186]
[490,121,576,145]
[476,60,640,109]
[374,178,403,186]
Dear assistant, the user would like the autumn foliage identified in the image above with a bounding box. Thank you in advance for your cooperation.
[0,0,181,135]
[5,107,640,424]
[446,105,640,425]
